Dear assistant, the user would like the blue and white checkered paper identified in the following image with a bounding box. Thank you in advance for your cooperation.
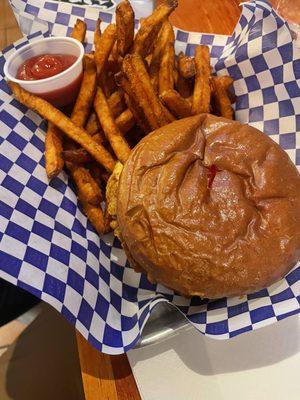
[0,0,299,354]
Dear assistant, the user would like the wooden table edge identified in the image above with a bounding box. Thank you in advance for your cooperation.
[76,331,141,400]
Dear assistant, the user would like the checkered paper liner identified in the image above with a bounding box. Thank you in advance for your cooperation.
[0,0,299,354]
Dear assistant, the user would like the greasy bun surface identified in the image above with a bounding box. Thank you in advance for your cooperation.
[117,115,300,298]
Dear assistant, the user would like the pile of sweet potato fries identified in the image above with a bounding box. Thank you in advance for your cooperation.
[9,0,234,236]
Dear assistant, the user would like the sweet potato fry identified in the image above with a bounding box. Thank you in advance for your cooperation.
[161,102,176,122]
[133,0,178,57]
[94,20,117,96]
[108,71,119,96]
[9,82,115,172]
[65,144,108,212]
[212,76,233,119]
[219,75,234,90]
[176,73,193,98]
[98,69,109,97]
[115,108,135,133]
[62,148,93,164]
[145,53,153,67]
[63,132,107,164]
[70,19,87,43]
[104,208,113,233]
[65,53,105,218]
[125,93,151,134]
[64,109,104,212]
[45,122,64,179]
[68,70,114,226]
[107,59,121,75]
[173,62,179,88]
[149,20,174,92]
[66,57,96,156]
[79,197,105,235]
[44,19,87,179]
[97,66,115,97]
[85,112,101,136]
[159,42,175,94]
[186,95,193,105]
[94,87,131,163]
[178,52,195,79]
[93,131,106,144]
[65,68,106,233]
[192,45,211,115]
[109,42,118,63]
[216,75,235,104]
[160,89,192,118]
[89,162,105,187]
[108,90,126,117]
[147,22,166,58]
[122,56,159,130]
[115,71,151,133]
[94,22,117,78]
[116,0,135,56]
[94,18,102,48]
[70,55,97,128]
[123,54,172,129]
[108,71,118,94]
[107,42,122,74]
[68,165,103,205]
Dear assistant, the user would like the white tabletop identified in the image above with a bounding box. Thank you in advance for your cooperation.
[128,314,300,400]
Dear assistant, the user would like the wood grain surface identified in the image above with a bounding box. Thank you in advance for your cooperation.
[0,0,295,399]
[168,0,241,33]
[76,332,140,400]
[0,0,22,48]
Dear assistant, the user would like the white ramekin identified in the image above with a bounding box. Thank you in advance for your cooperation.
[4,37,84,106]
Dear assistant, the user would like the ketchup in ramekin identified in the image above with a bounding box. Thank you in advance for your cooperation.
[4,37,84,108]
[16,54,78,81]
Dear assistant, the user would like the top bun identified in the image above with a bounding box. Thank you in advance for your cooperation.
[117,114,300,298]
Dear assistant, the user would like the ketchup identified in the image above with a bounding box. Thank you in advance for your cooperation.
[207,164,218,189]
[16,54,77,81]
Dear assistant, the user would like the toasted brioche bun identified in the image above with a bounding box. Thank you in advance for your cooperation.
[117,114,300,298]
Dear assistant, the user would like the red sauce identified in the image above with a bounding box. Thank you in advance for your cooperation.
[16,54,77,81]
[207,164,219,189]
